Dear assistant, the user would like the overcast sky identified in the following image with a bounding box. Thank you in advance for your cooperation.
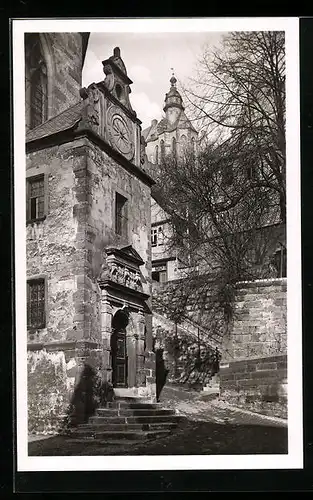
[82,32,224,130]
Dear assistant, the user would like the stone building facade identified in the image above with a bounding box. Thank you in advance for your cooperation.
[25,34,156,431]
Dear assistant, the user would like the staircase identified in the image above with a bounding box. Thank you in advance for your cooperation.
[63,397,184,445]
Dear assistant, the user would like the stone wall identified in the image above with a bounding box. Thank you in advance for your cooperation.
[223,278,287,362]
[219,354,287,404]
[220,278,287,404]
[152,308,219,387]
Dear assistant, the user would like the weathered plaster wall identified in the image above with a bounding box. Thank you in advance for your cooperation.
[27,350,68,433]
[26,139,104,432]
[85,140,152,297]
[26,139,93,345]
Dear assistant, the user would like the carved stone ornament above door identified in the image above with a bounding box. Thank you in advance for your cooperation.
[98,245,144,293]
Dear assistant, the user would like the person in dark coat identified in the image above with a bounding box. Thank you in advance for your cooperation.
[155,348,169,403]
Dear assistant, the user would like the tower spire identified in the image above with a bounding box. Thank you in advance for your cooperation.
[170,67,177,87]
[163,68,184,115]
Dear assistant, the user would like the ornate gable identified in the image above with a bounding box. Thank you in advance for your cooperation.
[102,47,134,114]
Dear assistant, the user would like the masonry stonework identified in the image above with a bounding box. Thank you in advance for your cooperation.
[223,278,287,361]
[220,278,287,404]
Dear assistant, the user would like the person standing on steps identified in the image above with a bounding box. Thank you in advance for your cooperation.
[155,348,169,403]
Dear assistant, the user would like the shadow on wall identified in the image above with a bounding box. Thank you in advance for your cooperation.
[60,365,115,432]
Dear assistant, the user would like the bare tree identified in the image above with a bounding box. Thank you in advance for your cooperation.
[185,31,286,223]
[151,32,286,375]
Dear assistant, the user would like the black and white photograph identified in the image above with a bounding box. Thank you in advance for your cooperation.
[13,18,302,472]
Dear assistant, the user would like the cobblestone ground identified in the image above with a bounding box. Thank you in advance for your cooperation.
[28,384,288,456]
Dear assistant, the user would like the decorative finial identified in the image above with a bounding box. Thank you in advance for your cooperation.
[170,67,177,87]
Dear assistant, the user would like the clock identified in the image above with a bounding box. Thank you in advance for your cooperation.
[107,109,134,161]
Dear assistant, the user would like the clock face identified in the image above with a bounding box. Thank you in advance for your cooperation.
[108,113,134,159]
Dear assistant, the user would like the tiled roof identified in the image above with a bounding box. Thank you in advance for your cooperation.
[26,101,84,143]
[142,125,152,140]
[177,111,197,133]
[144,113,197,142]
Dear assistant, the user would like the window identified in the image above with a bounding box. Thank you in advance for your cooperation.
[160,140,165,161]
[27,278,46,329]
[172,137,177,158]
[155,145,159,164]
[152,266,167,283]
[25,34,48,130]
[151,226,164,247]
[180,134,187,146]
[191,137,196,156]
[26,175,45,221]
[115,192,128,237]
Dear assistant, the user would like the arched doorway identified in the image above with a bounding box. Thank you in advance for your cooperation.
[111,309,129,387]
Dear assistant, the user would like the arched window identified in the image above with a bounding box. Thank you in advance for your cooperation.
[191,137,196,156]
[160,139,165,161]
[25,34,48,130]
[172,137,177,158]
[180,134,187,154]
[155,145,159,164]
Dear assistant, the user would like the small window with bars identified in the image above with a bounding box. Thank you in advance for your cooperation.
[27,175,45,222]
[27,278,46,329]
[115,192,128,237]
[26,175,45,222]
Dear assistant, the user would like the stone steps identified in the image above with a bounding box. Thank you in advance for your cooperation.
[95,408,175,417]
[76,421,178,431]
[105,401,161,410]
[88,414,182,425]
[65,397,182,443]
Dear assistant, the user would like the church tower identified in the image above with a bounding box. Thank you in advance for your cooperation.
[143,73,198,165]
[142,74,198,283]
[163,74,185,125]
